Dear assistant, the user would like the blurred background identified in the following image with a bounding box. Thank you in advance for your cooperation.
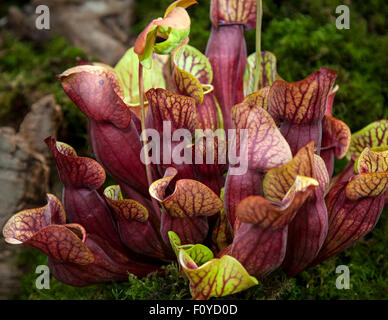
[0,0,387,299]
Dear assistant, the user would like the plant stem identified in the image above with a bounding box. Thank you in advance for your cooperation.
[138,63,163,222]
[138,63,153,187]
[254,0,263,91]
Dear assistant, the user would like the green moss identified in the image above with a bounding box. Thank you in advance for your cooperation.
[14,209,388,300]
[111,265,190,300]
[14,251,191,300]
[0,31,89,152]
[14,250,112,300]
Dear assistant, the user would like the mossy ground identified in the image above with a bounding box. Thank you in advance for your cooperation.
[13,210,388,300]
[0,31,90,153]
[1,0,387,300]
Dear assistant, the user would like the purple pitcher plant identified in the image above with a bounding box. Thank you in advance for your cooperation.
[3,0,388,300]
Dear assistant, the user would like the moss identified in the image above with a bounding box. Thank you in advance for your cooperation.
[14,209,388,300]
[0,31,90,153]
[14,250,112,300]
[14,251,191,300]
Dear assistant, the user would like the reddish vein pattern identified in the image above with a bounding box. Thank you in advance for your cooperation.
[282,155,329,277]
[349,120,388,158]
[321,114,351,176]
[210,0,257,29]
[267,68,337,154]
[59,66,131,129]
[267,68,338,125]
[237,176,318,229]
[231,102,292,171]
[149,167,223,218]
[263,142,315,203]
[179,251,257,299]
[312,181,386,265]
[3,194,94,265]
[45,137,105,189]
[146,88,198,133]
[357,148,388,173]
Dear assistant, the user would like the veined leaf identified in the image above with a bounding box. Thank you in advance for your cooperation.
[237,176,319,229]
[149,167,223,218]
[168,231,214,266]
[210,0,257,30]
[267,67,338,154]
[263,142,315,203]
[348,120,388,159]
[231,101,292,171]
[244,51,277,96]
[179,250,258,300]
[115,48,167,107]
[172,44,213,104]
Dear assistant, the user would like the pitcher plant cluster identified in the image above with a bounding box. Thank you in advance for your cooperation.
[3,0,388,300]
